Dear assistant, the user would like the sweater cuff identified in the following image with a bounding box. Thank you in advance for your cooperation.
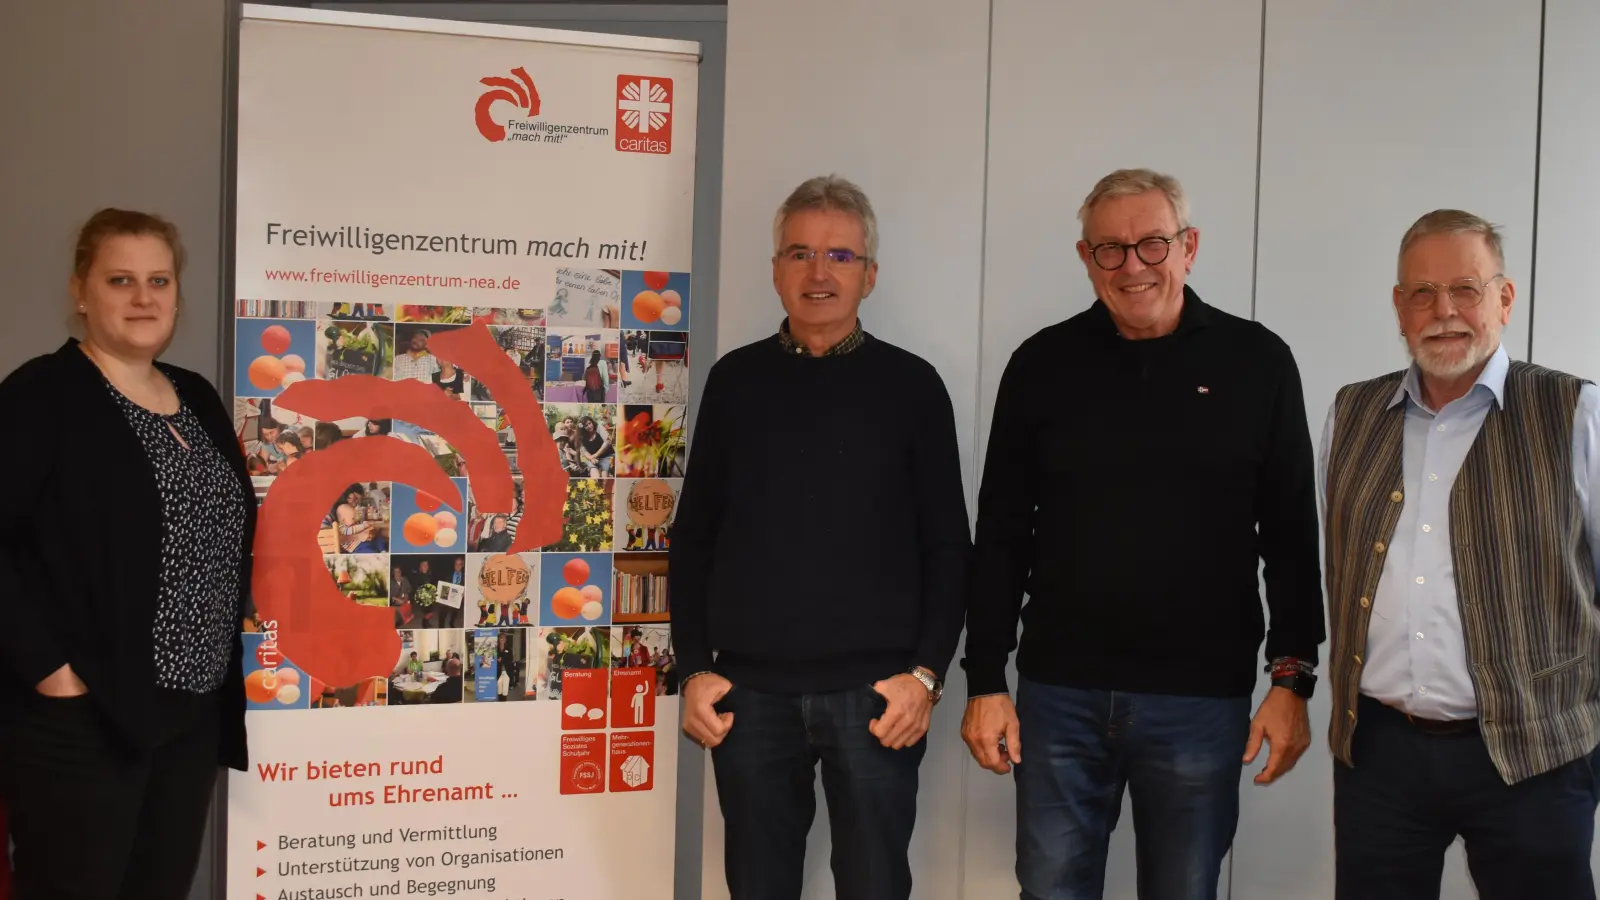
[676,654,715,683]
[961,659,1011,699]
[911,652,952,684]
[1264,638,1321,669]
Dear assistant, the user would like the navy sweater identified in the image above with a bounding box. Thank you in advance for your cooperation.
[670,332,972,694]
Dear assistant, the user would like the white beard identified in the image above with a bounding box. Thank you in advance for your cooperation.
[1407,320,1499,381]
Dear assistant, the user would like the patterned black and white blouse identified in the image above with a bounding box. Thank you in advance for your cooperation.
[107,380,248,694]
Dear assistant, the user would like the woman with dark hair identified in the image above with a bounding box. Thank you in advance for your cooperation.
[0,209,255,897]
[578,414,614,477]
[275,431,306,468]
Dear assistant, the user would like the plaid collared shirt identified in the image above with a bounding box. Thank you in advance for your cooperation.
[777,318,865,357]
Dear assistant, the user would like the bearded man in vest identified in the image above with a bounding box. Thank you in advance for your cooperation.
[1320,209,1600,900]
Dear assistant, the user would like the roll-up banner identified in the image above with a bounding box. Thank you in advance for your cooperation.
[230,7,698,898]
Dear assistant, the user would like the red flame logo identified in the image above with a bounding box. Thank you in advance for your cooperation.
[475,67,540,142]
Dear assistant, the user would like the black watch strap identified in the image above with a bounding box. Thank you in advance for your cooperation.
[1271,672,1316,700]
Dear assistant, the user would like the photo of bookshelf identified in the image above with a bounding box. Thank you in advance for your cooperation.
[614,552,668,623]
[237,299,316,319]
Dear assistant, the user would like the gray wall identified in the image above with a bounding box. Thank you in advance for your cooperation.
[0,0,233,378]
[1,2,236,898]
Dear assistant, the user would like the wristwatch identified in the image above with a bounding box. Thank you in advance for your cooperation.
[1271,671,1317,700]
[906,667,943,704]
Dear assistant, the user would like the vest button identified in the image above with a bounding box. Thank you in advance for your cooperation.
[1346,709,1356,720]
[1390,490,1404,502]
[1373,541,1386,554]
[1360,596,1371,609]
[1353,654,1362,665]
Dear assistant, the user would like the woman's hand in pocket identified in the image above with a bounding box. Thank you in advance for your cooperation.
[35,664,88,698]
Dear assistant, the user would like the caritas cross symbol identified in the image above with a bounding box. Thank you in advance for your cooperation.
[618,78,671,133]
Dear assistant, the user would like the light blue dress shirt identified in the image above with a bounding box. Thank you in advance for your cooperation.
[1318,346,1600,720]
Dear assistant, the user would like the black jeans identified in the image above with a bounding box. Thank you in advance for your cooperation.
[0,692,220,900]
[710,683,926,900]
[1335,694,1600,900]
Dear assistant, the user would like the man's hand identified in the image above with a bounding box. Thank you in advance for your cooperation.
[681,673,735,749]
[869,674,933,750]
[1243,686,1310,785]
[36,663,87,698]
[961,694,1021,774]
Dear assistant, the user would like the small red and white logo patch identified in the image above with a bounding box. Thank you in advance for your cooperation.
[1196,386,1210,394]
[616,75,673,155]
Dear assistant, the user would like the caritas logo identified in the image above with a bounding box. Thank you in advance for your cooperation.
[475,67,541,142]
[616,75,673,154]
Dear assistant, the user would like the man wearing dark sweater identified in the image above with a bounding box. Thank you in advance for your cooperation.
[960,169,1325,900]
[671,175,971,900]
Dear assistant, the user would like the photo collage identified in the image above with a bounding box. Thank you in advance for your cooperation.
[236,268,689,725]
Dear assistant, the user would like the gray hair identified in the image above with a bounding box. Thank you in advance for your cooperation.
[1397,209,1506,279]
[1077,168,1191,240]
[772,175,879,261]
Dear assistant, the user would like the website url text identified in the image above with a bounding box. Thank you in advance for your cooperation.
[263,268,521,291]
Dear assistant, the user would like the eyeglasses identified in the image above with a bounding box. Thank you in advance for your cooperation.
[1085,230,1188,270]
[776,247,871,268]
[1395,274,1504,309]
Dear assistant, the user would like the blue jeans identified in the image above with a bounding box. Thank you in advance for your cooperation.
[710,683,927,900]
[1014,678,1251,900]
[1334,694,1599,900]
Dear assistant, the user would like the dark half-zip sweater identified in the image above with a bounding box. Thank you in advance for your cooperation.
[962,287,1325,698]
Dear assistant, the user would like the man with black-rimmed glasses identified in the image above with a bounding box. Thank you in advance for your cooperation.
[961,168,1325,900]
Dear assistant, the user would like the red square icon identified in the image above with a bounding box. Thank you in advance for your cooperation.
[560,734,605,795]
[610,667,656,729]
[610,731,655,792]
[616,75,673,155]
[559,668,607,730]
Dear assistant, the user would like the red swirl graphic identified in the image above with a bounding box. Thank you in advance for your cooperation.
[428,323,566,552]
[254,436,455,688]
[475,67,540,142]
[250,321,566,687]
[272,375,512,507]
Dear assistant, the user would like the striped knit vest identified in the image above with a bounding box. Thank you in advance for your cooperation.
[1325,360,1597,784]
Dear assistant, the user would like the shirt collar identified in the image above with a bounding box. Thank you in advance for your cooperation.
[1390,343,1510,411]
[777,317,866,357]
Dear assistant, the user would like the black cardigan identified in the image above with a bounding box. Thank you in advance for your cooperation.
[0,339,253,770]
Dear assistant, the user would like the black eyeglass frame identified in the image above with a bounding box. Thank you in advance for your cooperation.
[1084,228,1192,271]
